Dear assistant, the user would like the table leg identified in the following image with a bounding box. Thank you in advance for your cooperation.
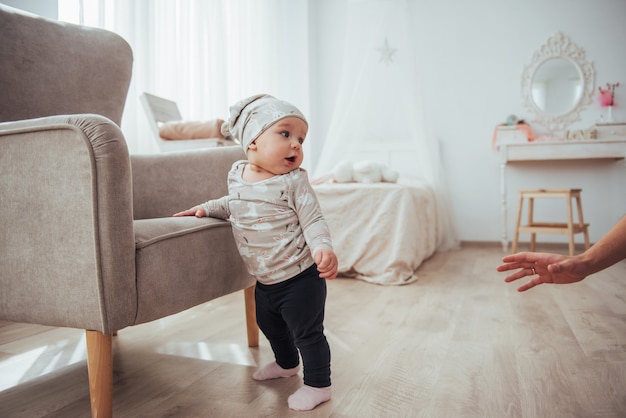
[500,162,508,252]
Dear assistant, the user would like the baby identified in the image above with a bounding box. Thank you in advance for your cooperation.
[174,94,338,411]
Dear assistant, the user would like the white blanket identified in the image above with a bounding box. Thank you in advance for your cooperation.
[313,180,437,285]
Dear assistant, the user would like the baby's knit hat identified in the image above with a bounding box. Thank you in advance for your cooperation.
[221,94,308,154]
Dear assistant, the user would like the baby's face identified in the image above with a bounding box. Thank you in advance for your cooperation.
[248,117,307,175]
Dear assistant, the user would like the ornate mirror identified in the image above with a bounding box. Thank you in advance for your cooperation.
[521,32,594,132]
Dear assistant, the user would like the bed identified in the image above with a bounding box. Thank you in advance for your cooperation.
[313,178,437,285]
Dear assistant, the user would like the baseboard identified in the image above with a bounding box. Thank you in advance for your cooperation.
[460,240,592,252]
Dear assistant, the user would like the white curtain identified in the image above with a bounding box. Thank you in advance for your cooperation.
[59,0,310,155]
[313,0,459,251]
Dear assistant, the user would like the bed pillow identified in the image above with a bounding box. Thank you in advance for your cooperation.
[159,119,225,140]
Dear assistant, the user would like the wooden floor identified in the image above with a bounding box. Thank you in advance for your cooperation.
[1,242,625,417]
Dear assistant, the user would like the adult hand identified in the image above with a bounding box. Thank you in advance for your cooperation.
[497,251,588,292]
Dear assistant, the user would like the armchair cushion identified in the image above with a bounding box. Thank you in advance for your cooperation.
[131,146,246,220]
[134,216,252,324]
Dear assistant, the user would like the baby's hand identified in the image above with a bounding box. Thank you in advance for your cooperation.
[173,205,206,218]
[314,249,338,280]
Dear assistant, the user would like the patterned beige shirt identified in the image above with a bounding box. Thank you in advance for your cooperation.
[203,160,333,285]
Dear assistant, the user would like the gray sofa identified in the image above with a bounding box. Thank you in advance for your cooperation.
[0,5,257,417]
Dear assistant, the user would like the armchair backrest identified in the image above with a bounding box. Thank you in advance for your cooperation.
[0,4,133,126]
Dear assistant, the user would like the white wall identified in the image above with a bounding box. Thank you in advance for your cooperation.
[310,0,626,244]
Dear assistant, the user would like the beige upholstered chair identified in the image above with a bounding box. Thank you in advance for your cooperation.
[0,5,257,417]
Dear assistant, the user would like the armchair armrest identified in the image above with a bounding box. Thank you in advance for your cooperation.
[131,146,246,220]
[0,115,136,333]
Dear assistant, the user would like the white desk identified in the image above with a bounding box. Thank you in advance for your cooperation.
[498,137,626,252]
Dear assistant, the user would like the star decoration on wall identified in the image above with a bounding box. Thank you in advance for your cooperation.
[376,38,397,65]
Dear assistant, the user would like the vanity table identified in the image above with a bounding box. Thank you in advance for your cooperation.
[498,32,625,251]
[501,140,626,162]
[498,132,626,251]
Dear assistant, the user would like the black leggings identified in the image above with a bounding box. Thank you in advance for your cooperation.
[255,264,331,388]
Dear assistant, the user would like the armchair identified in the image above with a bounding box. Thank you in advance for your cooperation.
[0,5,257,417]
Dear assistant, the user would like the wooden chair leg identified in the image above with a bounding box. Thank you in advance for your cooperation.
[512,193,524,254]
[244,285,259,347]
[528,197,536,252]
[86,330,113,418]
[575,194,590,250]
[566,193,575,256]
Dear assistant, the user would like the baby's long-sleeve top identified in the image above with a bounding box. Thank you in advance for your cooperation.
[202,160,333,285]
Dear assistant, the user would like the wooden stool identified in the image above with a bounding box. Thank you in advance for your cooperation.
[512,189,590,256]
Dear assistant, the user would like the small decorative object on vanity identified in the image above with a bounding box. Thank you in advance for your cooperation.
[492,115,536,149]
[565,127,597,141]
[598,82,620,123]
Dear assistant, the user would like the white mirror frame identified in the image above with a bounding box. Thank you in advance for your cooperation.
[521,32,595,132]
